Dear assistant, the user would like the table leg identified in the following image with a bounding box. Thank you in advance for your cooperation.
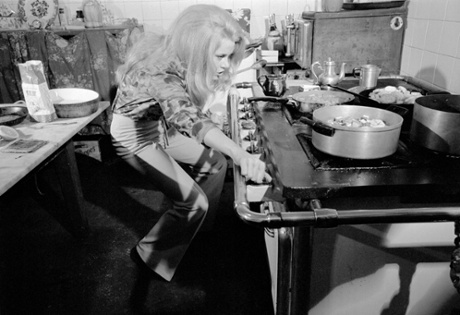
[32,140,89,239]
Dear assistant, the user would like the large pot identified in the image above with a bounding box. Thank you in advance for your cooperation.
[303,105,404,159]
[410,94,460,155]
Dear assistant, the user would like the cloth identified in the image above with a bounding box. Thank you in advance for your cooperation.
[110,113,227,281]
[112,65,218,143]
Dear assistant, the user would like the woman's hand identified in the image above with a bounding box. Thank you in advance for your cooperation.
[203,127,272,183]
[234,150,272,184]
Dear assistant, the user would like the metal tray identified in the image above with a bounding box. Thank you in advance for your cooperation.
[0,106,28,126]
[343,1,405,10]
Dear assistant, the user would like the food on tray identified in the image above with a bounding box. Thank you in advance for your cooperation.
[327,115,387,128]
[369,86,423,104]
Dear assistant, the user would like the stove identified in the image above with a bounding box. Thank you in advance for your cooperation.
[229,78,460,315]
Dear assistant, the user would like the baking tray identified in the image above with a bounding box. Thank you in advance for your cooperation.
[0,106,28,126]
[343,1,405,10]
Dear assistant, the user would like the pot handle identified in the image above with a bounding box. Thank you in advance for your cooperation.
[299,116,335,137]
[385,104,409,118]
[247,96,289,104]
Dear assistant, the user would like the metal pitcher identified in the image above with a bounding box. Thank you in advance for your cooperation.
[311,58,346,86]
[257,74,287,97]
[353,64,381,89]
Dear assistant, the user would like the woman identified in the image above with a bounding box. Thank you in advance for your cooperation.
[110,4,270,282]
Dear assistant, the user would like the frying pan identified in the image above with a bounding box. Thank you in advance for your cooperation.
[0,106,28,126]
[248,90,355,113]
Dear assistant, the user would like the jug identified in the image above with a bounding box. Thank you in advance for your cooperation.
[353,64,381,89]
[257,74,286,97]
[311,58,346,86]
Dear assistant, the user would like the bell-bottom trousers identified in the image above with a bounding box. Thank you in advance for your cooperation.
[110,114,227,281]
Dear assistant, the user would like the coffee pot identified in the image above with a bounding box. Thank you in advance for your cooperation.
[257,74,287,97]
[311,58,346,86]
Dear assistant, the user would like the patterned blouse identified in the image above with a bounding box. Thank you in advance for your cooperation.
[112,66,217,144]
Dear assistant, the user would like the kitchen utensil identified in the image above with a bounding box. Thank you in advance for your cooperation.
[237,59,267,74]
[410,94,460,155]
[0,106,28,126]
[248,90,355,114]
[311,58,346,86]
[50,88,100,118]
[326,84,381,108]
[301,105,403,159]
[353,64,381,89]
[257,74,287,97]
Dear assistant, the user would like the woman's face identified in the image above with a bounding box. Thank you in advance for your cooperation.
[213,38,235,79]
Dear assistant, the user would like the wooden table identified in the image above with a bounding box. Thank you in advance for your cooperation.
[0,101,110,238]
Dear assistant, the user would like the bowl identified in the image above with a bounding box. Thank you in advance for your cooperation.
[50,88,100,118]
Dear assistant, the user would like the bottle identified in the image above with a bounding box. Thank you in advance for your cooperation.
[58,8,68,26]
[82,0,103,28]
[266,14,281,52]
[76,10,84,22]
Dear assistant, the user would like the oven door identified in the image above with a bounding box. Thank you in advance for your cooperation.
[293,20,312,70]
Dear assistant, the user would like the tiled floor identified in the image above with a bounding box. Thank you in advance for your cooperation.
[0,154,274,315]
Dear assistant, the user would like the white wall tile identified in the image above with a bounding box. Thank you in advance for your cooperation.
[448,59,460,93]
[424,20,443,54]
[439,21,460,57]
[411,19,428,49]
[160,1,180,20]
[427,0,447,21]
[408,47,423,78]
[141,1,163,20]
[446,0,460,22]
[419,50,437,83]
[434,54,454,88]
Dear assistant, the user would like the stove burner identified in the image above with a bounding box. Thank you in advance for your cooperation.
[297,133,429,171]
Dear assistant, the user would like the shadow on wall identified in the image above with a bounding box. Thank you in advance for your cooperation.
[415,66,448,91]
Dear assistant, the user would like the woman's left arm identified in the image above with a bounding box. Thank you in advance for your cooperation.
[203,128,271,183]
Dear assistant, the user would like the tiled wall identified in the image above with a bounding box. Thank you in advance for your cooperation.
[402,0,460,93]
[5,0,460,93]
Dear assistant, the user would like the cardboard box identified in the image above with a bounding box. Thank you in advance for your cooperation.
[73,134,114,162]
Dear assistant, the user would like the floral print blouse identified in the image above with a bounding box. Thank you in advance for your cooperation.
[112,66,217,144]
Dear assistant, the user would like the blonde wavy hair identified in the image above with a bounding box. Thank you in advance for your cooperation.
[116,4,249,107]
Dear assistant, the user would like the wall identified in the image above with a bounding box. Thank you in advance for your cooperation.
[5,0,459,92]
[402,0,460,93]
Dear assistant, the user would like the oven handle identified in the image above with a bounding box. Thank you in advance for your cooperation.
[234,163,460,228]
[234,176,460,229]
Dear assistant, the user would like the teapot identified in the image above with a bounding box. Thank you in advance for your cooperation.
[257,74,287,97]
[311,58,346,86]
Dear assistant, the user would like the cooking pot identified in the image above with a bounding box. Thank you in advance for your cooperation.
[410,94,460,155]
[301,105,404,159]
[248,90,355,113]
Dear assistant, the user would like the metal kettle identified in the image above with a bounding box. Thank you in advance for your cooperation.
[311,58,346,86]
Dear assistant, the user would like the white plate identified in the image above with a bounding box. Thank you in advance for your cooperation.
[18,0,58,29]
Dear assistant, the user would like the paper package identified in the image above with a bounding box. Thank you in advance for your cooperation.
[18,60,57,123]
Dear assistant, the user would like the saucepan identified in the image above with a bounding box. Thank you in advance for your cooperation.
[301,105,404,159]
[410,94,460,155]
[248,90,355,113]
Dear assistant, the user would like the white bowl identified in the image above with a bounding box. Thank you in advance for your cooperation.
[50,88,100,118]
